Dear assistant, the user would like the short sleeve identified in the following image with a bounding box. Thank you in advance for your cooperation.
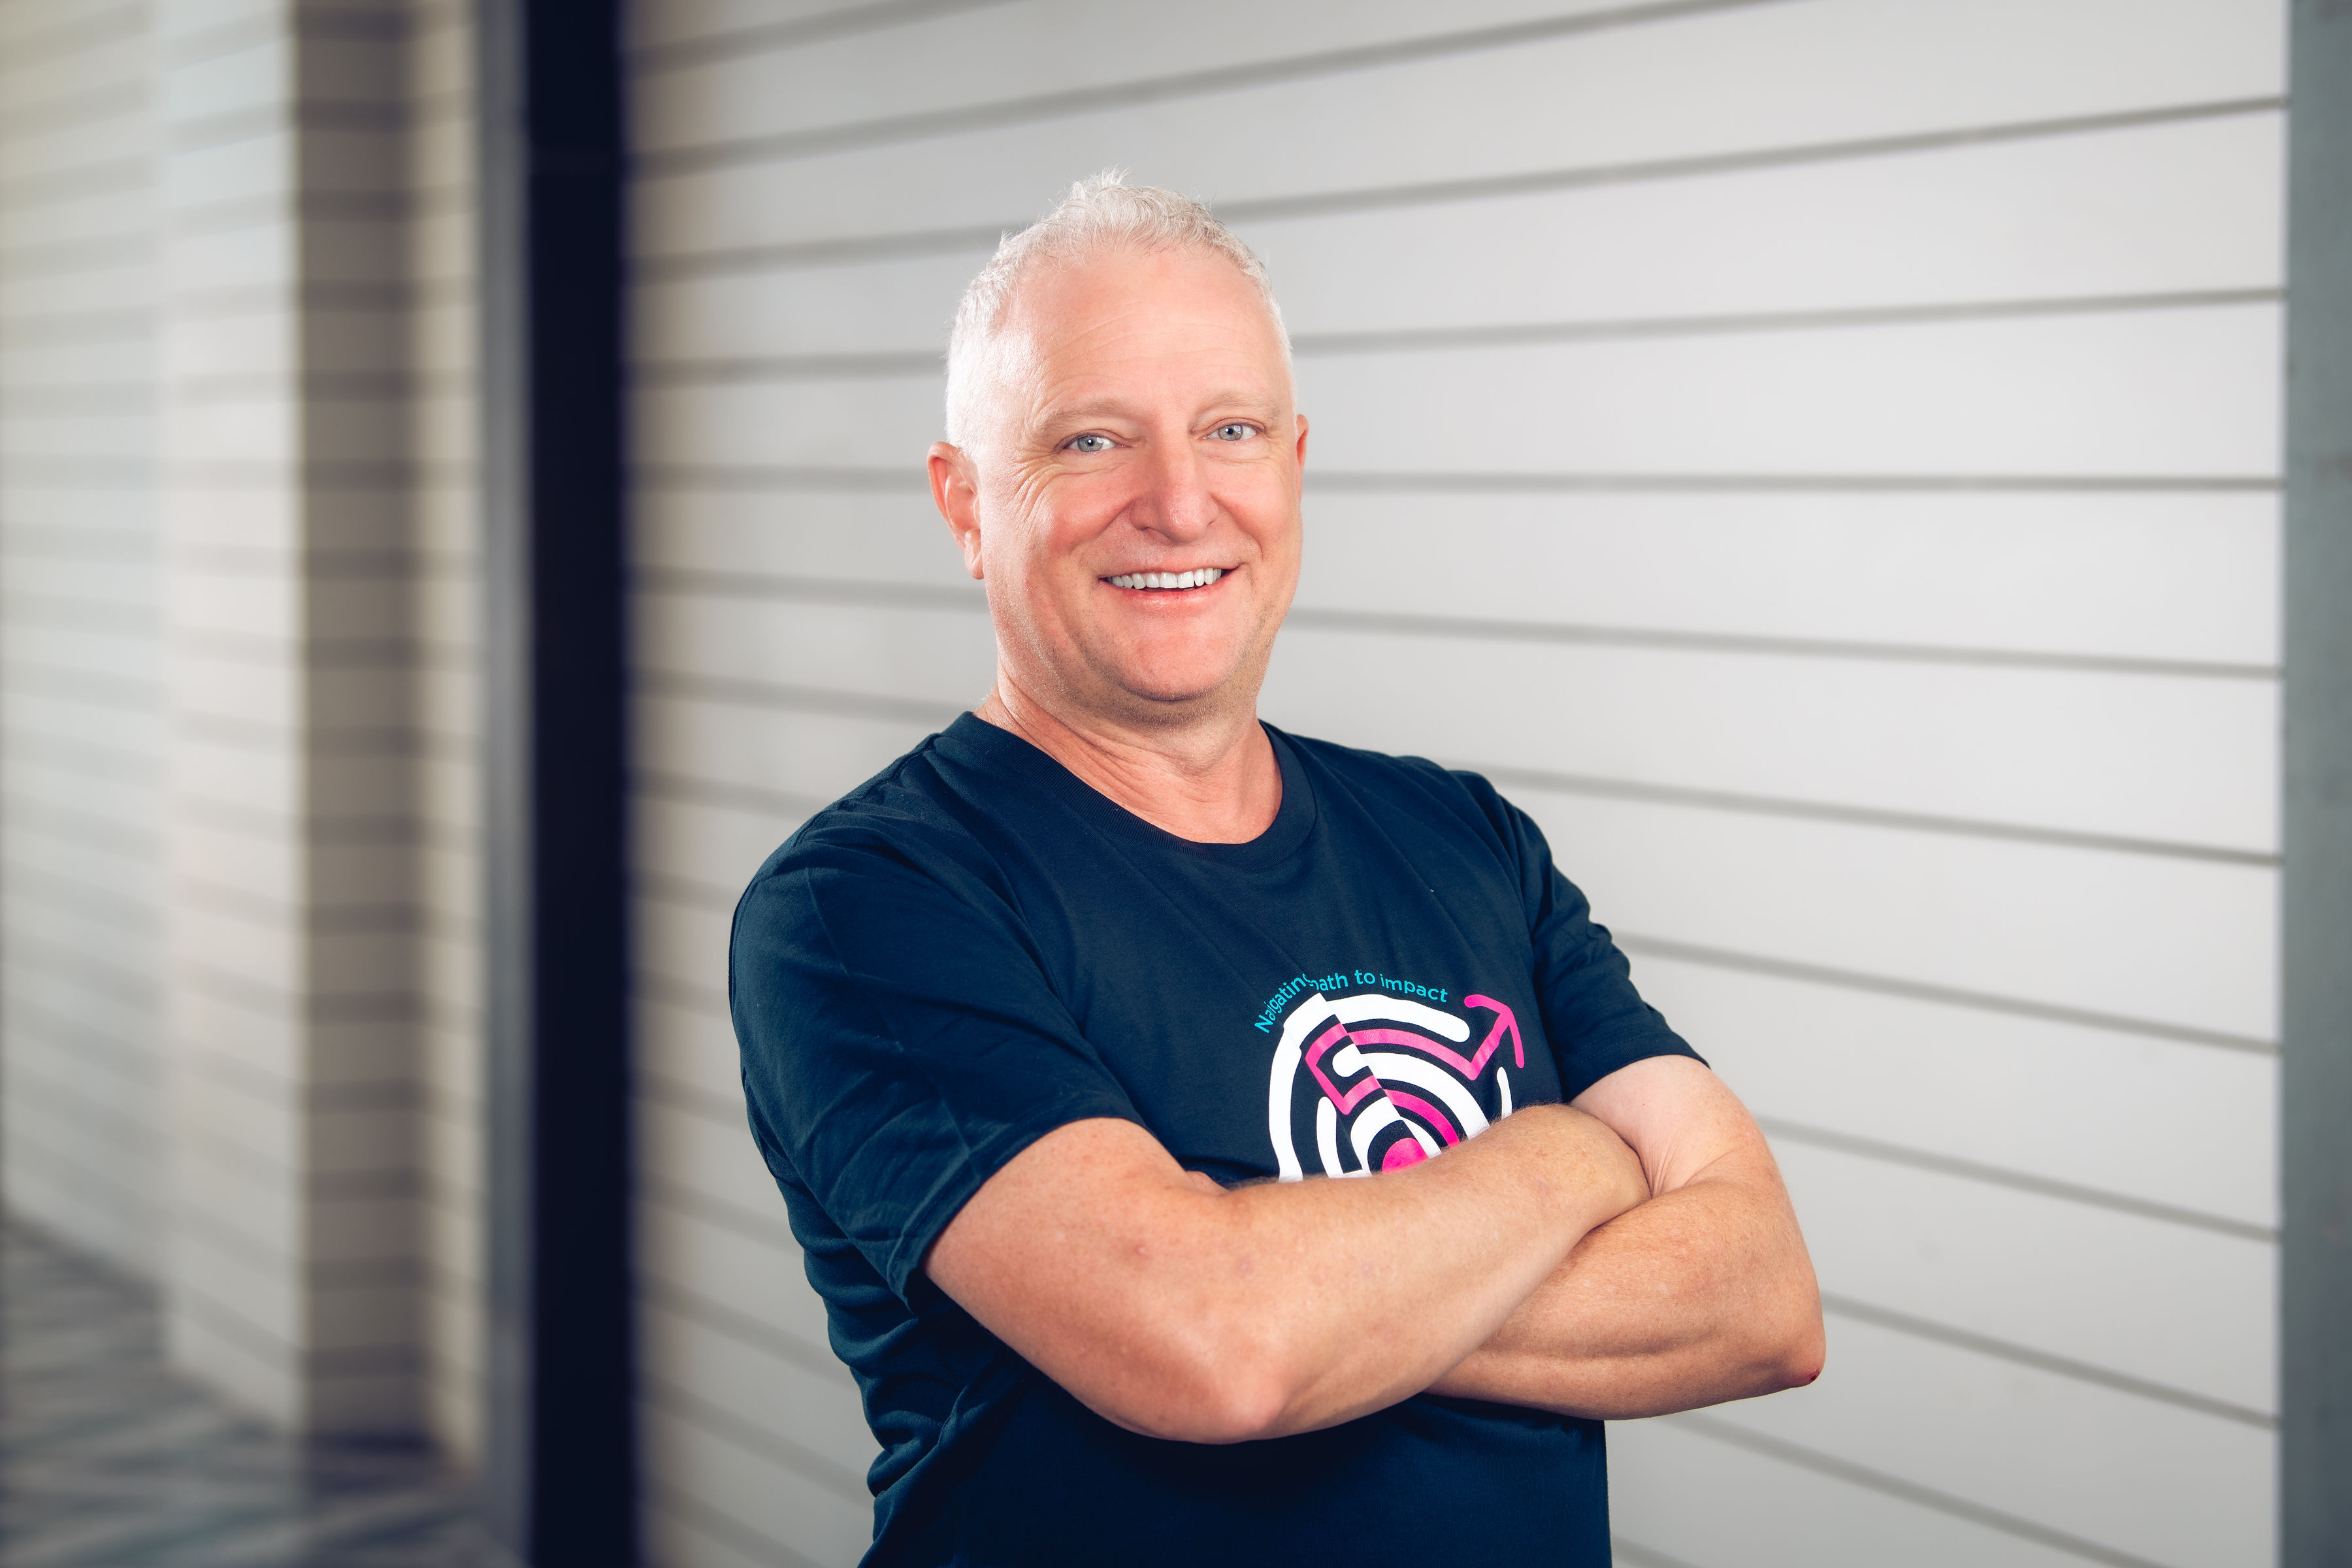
[1461,779,1705,1098]
[730,827,1143,1299]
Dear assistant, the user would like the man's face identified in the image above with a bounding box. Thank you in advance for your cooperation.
[934,246,1305,728]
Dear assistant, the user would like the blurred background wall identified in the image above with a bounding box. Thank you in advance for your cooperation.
[0,1,2302,1565]
[621,3,2283,1566]
[0,0,489,1456]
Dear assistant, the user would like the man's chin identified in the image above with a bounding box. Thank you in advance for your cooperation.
[1092,666,1257,722]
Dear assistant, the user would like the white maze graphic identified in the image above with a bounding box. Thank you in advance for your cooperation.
[1266,992,1524,1180]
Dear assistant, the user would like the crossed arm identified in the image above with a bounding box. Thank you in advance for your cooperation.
[924,1054,1824,1444]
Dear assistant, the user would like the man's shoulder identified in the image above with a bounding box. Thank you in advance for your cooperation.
[743,727,992,894]
[1275,727,1516,823]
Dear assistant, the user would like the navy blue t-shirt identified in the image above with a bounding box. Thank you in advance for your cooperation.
[730,713,1699,1566]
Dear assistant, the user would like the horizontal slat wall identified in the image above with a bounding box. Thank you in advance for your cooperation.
[0,0,167,1276]
[623,3,2285,1564]
[0,0,493,1452]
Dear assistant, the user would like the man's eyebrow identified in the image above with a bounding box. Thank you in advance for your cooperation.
[1194,390,1286,421]
[1032,397,1143,428]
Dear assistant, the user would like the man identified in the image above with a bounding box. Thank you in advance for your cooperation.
[732,175,1823,1566]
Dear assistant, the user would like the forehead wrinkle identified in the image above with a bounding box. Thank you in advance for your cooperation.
[980,263,1295,451]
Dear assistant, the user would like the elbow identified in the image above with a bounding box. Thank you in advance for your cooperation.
[1752,1284,1827,1396]
[1770,1309,1827,1394]
[1080,1338,1301,1446]
[1157,1373,1294,1446]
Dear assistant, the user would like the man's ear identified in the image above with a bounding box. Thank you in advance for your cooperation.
[928,442,985,580]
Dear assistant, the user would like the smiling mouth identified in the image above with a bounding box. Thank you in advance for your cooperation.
[1105,568,1226,591]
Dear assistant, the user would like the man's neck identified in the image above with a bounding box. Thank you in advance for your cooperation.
[975,674,1282,845]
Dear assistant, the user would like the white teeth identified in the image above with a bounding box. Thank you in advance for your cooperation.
[1109,568,1225,591]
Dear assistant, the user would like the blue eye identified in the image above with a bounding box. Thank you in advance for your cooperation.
[1068,434,1113,453]
[1211,423,1254,442]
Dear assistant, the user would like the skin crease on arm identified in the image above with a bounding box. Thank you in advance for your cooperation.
[1426,1054,1827,1419]
[923,1103,1652,1445]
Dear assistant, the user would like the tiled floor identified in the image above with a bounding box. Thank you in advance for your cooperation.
[0,1224,498,1567]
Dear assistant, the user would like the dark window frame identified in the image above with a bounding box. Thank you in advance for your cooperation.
[478,3,638,1562]
[2284,3,2351,1563]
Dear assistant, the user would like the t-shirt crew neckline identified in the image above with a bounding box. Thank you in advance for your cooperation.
[939,710,1319,871]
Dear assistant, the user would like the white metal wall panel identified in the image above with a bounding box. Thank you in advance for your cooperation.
[623,2,2285,1563]
[0,0,168,1276]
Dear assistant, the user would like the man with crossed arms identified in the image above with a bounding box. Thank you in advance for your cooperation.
[731,176,1823,1567]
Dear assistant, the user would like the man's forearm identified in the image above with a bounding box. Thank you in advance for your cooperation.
[1424,1152,1823,1418]
[926,1103,1651,1445]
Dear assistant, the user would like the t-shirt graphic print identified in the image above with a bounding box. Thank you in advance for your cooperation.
[730,713,1699,1567]
[1268,986,1525,1179]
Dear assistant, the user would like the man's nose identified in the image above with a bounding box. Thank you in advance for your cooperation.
[1131,438,1216,539]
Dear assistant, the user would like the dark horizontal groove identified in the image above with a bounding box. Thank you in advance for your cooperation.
[636,566,981,613]
[636,668,966,728]
[1,997,155,1062]
[1765,1117,2278,1243]
[1818,1292,2273,1428]
[4,929,159,1001]
[635,969,730,1020]
[1616,932,2278,1055]
[635,96,2283,278]
[1290,604,2278,682]
[3,662,157,711]
[0,601,154,638]
[1,1145,150,1225]
[0,312,150,348]
[0,156,146,213]
[0,797,159,858]
[1471,762,2276,867]
[1304,470,2281,495]
[649,1486,831,1568]
[640,1070,742,1126]
[632,287,2283,387]
[638,464,925,493]
[640,1380,873,1506]
[0,79,144,140]
[638,350,941,384]
[1664,1413,2172,1568]
[630,464,2278,497]
[0,526,151,559]
[638,1277,836,1382]
[0,386,154,416]
[0,868,157,928]
[637,870,741,915]
[1607,1539,1703,1568]
[0,3,143,75]
[0,457,157,485]
[634,767,832,822]
[2,1060,152,1145]
[174,371,419,404]
[632,0,1023,73]
[0,734,152,783]
[637,0,1785,175]
[0,234,153,279]
[1289,287,2282,357]
[637,1173,798,1250]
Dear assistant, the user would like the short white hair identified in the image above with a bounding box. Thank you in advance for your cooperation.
[943,171,1289,444]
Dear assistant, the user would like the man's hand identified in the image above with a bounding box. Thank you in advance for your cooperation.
[924,1103,1648,1445]
[1426,1055,1825,1418]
